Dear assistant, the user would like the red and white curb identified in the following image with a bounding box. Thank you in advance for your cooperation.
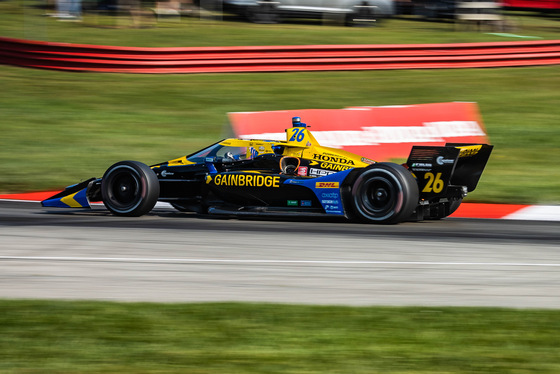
[0,191,559,222]
[452,203,560,221]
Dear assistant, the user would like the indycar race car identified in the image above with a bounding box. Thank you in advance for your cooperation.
[42,117,493,224]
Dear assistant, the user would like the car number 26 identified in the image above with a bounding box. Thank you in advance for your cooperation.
[422,172,444,193]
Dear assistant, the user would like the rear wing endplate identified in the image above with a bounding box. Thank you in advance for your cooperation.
[406,144,493,198]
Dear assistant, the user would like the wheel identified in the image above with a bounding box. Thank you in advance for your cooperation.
[101,161,159,217]
[246,0,278,23]
[348,163,419,224]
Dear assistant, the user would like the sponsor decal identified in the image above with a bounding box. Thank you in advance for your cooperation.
[209,174,280,188]
[297,166,308,176]
[321,200,337,204]
[411,163,432,168]
[287,179,304,185]
[312,154,355,165]
[309,168,335,177]
[316,182,339,188]
[310,161,352,172]
[436,156,455,165]
[321,192,339,199]
[301,200,312,207]
[287,200,298,207]
[361,157,375,165]
[324,205,341,212]
[458,145,482,157]
[161,170,174,177]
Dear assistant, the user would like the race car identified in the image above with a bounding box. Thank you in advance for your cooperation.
[42,116,493,224]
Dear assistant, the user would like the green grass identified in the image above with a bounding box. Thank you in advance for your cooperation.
[1,300,560,373]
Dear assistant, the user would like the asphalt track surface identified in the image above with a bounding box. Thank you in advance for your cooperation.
[1,201,559,309]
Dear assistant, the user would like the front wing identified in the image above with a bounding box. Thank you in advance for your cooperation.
[42,178,99,209]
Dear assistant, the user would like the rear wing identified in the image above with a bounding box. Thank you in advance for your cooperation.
[406,144,493,198]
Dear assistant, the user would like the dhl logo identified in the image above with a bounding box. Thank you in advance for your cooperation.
[315,182,340,188]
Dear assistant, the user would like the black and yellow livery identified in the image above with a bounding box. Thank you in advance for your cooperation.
[43,117,493,224]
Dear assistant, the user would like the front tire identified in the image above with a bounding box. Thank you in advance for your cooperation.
[101,161,159,217]
[348,163,419,224]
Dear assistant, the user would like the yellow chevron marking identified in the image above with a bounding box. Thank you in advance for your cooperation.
[60,192,83,208]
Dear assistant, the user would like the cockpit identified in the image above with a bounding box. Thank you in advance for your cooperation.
[186,142,252,163]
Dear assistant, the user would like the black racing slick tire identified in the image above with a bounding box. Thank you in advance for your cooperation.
[348,163,419,224]
[101,161,160,217]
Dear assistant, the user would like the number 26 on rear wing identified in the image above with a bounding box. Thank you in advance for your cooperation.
[406,144,493,199]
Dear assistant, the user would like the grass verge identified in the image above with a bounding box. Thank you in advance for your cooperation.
[1,300,560,373]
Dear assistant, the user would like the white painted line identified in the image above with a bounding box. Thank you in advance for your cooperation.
[1,256,560,267]
[504,205,560,221]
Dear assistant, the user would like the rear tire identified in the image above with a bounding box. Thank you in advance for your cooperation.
[101,161,159,217]
[348,163,419,224]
